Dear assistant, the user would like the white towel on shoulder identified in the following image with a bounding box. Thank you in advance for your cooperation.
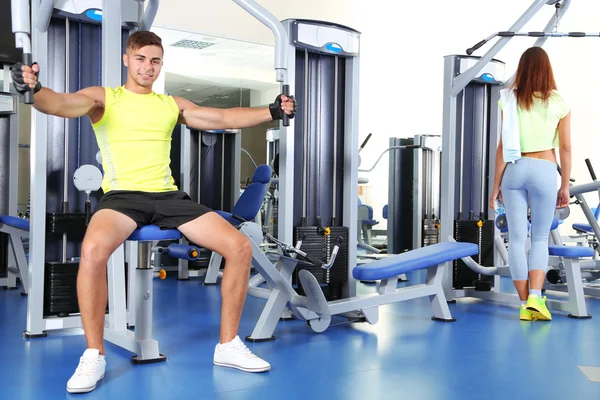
[500,88,521,163]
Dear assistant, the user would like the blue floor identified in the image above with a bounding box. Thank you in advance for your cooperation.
[2,271,600,400]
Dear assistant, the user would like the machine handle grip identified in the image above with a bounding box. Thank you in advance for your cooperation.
[585,158,597,181]
[85,200,91,226]
[359,133,373,152]
[467,39,487,55]
[23,52,33,104]
[282,84,290,127]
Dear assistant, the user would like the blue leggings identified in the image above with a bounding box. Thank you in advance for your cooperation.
[501,157,557,281]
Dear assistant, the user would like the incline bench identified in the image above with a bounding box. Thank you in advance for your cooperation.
[242,225,479,342]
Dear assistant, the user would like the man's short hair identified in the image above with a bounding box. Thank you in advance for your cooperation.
[126,31,164,53]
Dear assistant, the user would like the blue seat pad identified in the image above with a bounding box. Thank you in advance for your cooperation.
[127,225,182,241]
[353,241,479,281]
[0,215,30,230]
[548,245,594,258]
[572,223,594,233]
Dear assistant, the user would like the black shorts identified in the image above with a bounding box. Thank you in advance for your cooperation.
[94,190,213,229]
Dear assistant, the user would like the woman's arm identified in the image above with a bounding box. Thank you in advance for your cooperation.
[490,112,508,209]
[557,111,572,207]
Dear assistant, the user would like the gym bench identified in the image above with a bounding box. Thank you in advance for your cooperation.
[241,220,478,342]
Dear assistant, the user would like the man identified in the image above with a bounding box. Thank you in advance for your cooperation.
[12,30,295,394]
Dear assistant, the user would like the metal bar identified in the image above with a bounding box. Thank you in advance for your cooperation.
[505,0,573,87]
[343,55,360,298]
[302,49,309,221]
[413,144,423,249]
[139,0,160,31]
[232,0,288,83]
[25,0,50,336]
[332,56,338,224]
[440,55,459,298]
[62,17,70,263]
[102,0,122,88]
[480,85,489,217]
[452,0,549,96]
[36,0,54,33]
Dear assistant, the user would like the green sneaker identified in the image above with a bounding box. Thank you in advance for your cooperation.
[520,304,535,321]
[526,295,552,321]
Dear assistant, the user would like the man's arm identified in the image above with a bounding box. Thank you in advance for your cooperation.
[33,86,105,119]
[12,63,104,119]
[174,95,295,130]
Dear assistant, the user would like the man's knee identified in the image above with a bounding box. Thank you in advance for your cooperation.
[80,241,112,271]
[224,234,252,265]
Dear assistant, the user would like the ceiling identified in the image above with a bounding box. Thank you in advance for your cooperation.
[152,26,279,107]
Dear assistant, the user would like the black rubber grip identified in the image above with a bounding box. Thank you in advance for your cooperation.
[282,84,290,127]
[359,133,373,151]
[498,31,516,37]
[85,200,91,226]
[586,158,597,180]
[528,32,545,37]
[302,253,323,268]
[23,53,33,105]
[569,32,586,37]
[466,39,487,55]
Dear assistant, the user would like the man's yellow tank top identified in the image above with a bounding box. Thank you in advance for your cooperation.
[92,86,180,193]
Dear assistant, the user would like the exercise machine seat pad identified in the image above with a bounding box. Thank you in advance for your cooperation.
[353,241,479,281]
[572,223,594,233]
[252,164,272,184]
[383,205,388,220]
[548,245,594,258]
[127,225,182,241]
[231,183,267,222]
[0,215,30,230]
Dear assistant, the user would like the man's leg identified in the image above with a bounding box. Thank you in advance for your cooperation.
[178,212,252,344]
[67,209,137,393]
[78,209,137,353]
[178,212,270,372]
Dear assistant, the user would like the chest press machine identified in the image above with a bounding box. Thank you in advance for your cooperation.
[12,0,202,364]
[233,1,480,342]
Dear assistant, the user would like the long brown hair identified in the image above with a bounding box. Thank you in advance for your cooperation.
[511,47,557,110]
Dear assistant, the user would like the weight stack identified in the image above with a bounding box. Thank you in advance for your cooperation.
[422,218,440,246]
[453,220,494,290]
[43,213,91,317]
[44,261,80,317]
[293,226,349,301]
[0,233,7,278]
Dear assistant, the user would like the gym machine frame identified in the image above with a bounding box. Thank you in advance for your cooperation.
[441,0,600,312]
[17,0,165,348]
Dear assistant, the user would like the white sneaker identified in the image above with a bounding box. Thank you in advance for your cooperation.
[66,349,106,393]
[213,336,271,372]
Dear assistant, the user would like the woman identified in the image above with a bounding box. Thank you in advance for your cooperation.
[490,46,571,321]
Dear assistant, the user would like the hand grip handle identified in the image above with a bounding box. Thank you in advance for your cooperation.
[467,39,487,56]
[585,158,597,181]
[282,84,290,127]
[359,133,373,152]
[23,52,33,104]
